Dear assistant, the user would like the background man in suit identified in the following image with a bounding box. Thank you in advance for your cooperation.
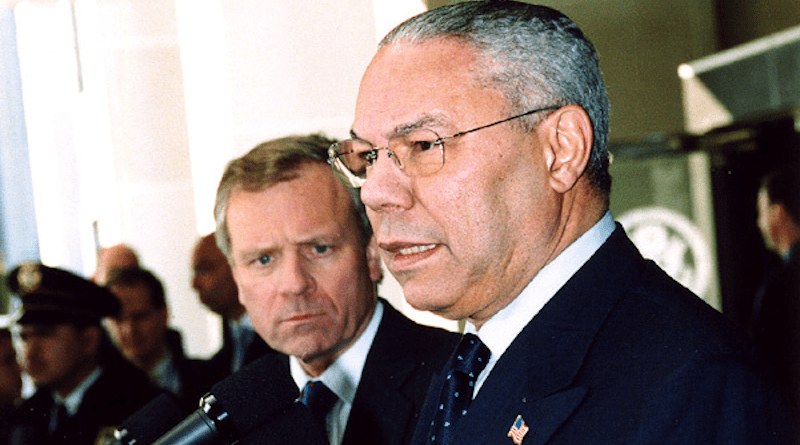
[331,1,792,443]
[214,134,459,445]
[105,267,215,402]
[749,166,800,420]
[191,233,272,380]
[4,263,160,445]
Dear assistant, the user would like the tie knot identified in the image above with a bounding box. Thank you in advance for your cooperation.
[301,381,339,421]
[452,333,490,378]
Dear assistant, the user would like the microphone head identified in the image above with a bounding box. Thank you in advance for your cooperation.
[209,353,301,436]
[237,401,327,445]
[114,392,193,445]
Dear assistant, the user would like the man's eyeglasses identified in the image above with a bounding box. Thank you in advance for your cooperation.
[328,105,560,188]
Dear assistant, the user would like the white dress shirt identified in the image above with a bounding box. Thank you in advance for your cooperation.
[466,211,616,396]
[290,300,384,445]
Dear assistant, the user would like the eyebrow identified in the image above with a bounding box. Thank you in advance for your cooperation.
[350,112,453,144]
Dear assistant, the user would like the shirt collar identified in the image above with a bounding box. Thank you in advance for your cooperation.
[290,299,384,405]
[466,211,615,392]
[150,349,181,394]
[53,366,103,416]
[229,312,253,332]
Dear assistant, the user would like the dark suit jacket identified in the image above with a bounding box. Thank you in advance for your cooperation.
[241,299,460,445]
[164,328,220,404]
[205,317,274,384]
[748,242,800,420]
[8,349,161,445]
[411,225,793,445]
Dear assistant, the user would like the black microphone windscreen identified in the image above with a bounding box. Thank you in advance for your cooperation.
[115,392,192,445]
[209,353,301,436]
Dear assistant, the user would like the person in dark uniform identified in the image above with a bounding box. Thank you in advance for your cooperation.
[0,327,22,444]
[4,263,161,445]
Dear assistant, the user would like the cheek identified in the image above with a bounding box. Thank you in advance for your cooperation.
[237,278,272,317]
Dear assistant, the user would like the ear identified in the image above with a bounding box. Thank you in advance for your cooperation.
[80,325,103,356]
[365,236,384,283]
[541,105,594,194]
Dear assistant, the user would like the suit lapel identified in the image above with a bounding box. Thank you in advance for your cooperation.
[343,302,420,445]
[450,226,646,444]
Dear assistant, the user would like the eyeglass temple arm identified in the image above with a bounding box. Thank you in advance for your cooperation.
[446,105,561,140]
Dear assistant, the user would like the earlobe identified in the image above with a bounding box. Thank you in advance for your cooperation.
[544,105,593,194]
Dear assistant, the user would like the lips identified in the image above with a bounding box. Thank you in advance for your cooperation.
[398,244,437,255]
[284,312,324,324]
[380,241,441,272]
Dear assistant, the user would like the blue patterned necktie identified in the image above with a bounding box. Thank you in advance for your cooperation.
[301,381,339,434]
[428,333,490,444]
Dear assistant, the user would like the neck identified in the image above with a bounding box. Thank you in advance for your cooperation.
[131,342,168,374]
[469,193,607,330]
[299,297,377,377]
[53,362,98,399]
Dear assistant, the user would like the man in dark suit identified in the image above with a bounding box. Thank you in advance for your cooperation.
[211,134,459,444]
[749,166,800,419]
[330,1,793,443]
[191,233,272,380]
[4,263,161,445]
[104,267,215,403]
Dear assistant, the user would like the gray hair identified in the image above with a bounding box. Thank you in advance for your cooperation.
[213,134,373,259]
[381,0,611,194]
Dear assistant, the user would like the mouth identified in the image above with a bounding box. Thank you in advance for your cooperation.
[380,241,441,271]
[284,313,324,323]
[397,244,437,255]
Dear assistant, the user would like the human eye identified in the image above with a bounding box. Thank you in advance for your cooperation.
[404,129,442,154]
[311,244,331,256]
[256,254,273,266]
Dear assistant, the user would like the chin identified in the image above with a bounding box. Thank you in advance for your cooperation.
[405,291,459,319]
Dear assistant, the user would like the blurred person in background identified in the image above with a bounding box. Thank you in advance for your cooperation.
[4,263,160,445]
[0,327,22,443]
[748,166,800,420]
[105,267,215,403]
[93,244,140,285]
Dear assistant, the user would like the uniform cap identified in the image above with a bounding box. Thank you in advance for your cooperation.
[5,262,120,325]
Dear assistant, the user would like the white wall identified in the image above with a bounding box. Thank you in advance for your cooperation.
[11,0,456,357]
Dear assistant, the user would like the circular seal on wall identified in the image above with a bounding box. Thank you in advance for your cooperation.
[618,207,712,298]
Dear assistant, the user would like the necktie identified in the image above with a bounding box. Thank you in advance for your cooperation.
[301,381,339,432]
[50,402,69,437]
[428,333,490,444]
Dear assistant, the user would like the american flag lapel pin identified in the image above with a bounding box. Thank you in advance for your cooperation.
[507,415,529,444]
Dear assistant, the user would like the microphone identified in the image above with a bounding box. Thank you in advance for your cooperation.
[146,354,327,445]
[113,392,193,445]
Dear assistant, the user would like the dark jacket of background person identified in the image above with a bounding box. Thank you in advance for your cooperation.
[748,242,800,419]
[8,339,160,445]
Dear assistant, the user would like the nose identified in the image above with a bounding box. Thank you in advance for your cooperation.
[360,149,414,214]
[191,273,201,292]
[277,253,313,297]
